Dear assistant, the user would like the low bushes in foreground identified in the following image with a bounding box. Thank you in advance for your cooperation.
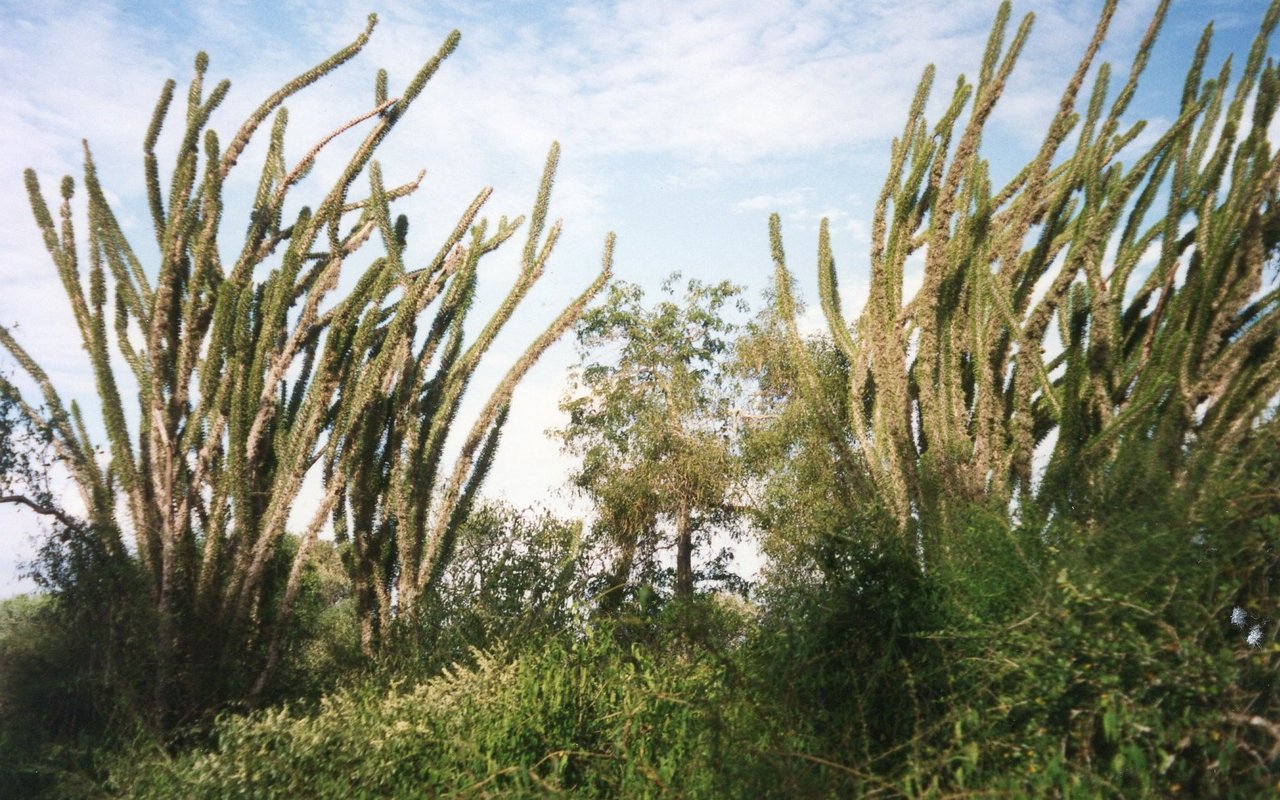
[100,499,1278,798]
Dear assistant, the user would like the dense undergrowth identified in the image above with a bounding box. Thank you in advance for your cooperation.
[4,471,1274,797]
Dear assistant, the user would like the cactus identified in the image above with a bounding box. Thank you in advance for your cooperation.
[772,0,1280,561]
[1,16,611,717]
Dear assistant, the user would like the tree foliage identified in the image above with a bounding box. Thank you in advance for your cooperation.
[556,275,746,602]
[392,501,600,675]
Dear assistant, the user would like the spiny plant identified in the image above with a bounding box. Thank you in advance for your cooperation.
[321,139,613,660]
[771,0,1280,559]
[0,14,611,722]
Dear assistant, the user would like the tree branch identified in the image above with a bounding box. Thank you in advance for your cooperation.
[0,493,83,530]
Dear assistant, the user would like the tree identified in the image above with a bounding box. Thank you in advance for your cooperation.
[0,374,73,532]
[401,501,600,672]
[556,276,746,604]
[770,0,1280,560]
[733,301,875,579]
[0,16,611,724]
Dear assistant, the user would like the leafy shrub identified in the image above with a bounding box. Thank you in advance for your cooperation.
[385,502,601,677]
[109,628,749,798]
[881,467,1280,798]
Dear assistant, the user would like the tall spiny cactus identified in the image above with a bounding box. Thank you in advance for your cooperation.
[772,0,1280,560]
[1,16,611,717]
[308,145,612,655]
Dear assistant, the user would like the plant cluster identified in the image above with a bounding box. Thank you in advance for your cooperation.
[2,1,1279,798]
[0,13,610,731]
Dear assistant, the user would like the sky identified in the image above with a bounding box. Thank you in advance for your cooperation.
[0,0,1274,596]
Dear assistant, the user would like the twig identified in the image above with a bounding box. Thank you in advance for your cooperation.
[1227,712,1280,761]
[272,97,401,207]
[0,493,83,530]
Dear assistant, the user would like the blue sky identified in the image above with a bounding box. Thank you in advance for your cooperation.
[0,0,1274,595]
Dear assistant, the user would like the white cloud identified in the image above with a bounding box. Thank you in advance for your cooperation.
[262,0,1142,174]
[733,188,811,213]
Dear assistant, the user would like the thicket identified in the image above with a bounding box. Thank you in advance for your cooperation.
[2,1,1279,798]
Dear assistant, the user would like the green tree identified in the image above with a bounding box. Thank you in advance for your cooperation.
[398,501,599,673]
[0,15,611,725]
[733,301,871,578]
[761,2,1280,794]
[556,276,746,604]
[0,377,71,532]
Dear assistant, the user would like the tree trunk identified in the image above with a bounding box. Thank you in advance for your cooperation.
[598,534,636,614]
[675,501,693,597]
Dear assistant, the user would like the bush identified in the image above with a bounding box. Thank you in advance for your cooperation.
[0,592,138,798]
[108,627,745,798]
[381,502,601,679]
[879,470,1280,798]
[93,482,1280,798]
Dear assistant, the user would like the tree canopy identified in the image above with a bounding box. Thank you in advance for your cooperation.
[556,275,747,601]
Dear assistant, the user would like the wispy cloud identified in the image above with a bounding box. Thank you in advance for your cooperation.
[733,188,811,213]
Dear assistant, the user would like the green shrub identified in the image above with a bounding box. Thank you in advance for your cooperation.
[108,628,744,798]
[401,504,596,662]
[0,593,139,798]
